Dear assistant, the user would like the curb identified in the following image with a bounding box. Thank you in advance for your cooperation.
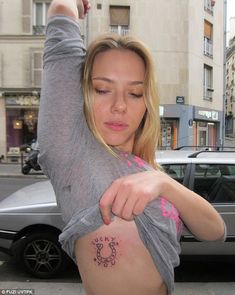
[0,171,48,179]
[0,173,47,179]
[0,164,47,179]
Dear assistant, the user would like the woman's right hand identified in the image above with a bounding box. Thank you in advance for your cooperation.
[77,0,91,19]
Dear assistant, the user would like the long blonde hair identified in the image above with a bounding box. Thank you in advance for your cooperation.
[81,34,160,169]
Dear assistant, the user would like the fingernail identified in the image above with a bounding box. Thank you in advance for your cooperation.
[103,217,110,225]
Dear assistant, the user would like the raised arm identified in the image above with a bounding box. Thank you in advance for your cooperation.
[38,0,90,180]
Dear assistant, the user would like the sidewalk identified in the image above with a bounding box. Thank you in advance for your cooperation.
[0,281,85,295]
[0,163,47,179]
[0,282,235,295]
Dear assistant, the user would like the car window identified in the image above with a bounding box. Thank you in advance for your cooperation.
[162,164,186,184]
[194,164,235,203]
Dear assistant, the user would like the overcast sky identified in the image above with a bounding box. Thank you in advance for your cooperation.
[227,0,235,31]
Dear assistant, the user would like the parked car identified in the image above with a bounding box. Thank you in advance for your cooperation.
[0,149,234,278]
[157,149,235,257]
[0,181,68,279]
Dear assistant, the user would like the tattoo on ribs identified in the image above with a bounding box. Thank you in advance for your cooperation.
[92,236,119,267]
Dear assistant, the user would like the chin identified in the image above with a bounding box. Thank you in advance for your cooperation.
[107,141,132,153]
[101,134,133,153]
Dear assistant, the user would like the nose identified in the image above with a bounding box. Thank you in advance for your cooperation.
[111,91,127,113]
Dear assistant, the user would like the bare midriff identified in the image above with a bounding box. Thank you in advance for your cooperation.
[74,216,167,295]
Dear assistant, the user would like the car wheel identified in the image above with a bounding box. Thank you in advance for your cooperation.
[16,232,67,279]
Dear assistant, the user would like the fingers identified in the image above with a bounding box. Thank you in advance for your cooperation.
[99,180,120,225]
[112,193,129,217]
[133,198,148,216]
[99,178,146,224]
[121,192,148,220]
[99,171,159,225]
[82,0,91,14]
[77,0,91,19]
[120,196,136,221]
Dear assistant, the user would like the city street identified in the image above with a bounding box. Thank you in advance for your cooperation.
[1,165,235,294]
[0,177,46,202]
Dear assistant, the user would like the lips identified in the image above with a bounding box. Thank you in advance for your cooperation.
[105,121,128,131]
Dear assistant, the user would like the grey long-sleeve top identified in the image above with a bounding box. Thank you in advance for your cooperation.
[38,15,182,295]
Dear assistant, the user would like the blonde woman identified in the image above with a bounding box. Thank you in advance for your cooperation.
[38,1,226,294]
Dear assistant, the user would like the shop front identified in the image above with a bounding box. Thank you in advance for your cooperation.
[193,107,221,148]
[160,104,222,150]
[160,118,179,150]
[5,94,39,163]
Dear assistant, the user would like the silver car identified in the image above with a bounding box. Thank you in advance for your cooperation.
[157,149,235,257]
[0,149,234,278]
[0,180,68,278]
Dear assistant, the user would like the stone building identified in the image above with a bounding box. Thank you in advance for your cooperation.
[0,0,225,162]
[225,37,235,137]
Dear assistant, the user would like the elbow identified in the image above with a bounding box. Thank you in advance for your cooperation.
[48,2,78,19]
[215,220,227,242]
[203,218,227,242]
[192,216,227,242]
[211,215,227,242]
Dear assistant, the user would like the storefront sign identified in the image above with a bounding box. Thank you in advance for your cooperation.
[176,96,185,104]
[197,110,219,121]
[159,106,164,117]
[6,96,39,107]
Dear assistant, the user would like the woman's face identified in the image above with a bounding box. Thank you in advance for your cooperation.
[91,49,146,153]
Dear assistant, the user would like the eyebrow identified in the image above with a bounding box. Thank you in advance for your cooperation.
[92,77,144,85]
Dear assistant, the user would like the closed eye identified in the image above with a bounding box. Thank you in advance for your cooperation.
[95,88,110,95]
[129,93,143,98]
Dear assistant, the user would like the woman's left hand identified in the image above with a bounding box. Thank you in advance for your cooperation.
[99,170,168,225]
[99,169,225,241]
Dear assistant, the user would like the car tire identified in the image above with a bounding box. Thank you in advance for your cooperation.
[15,232,68,279]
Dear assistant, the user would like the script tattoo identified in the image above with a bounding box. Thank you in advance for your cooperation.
[92,236,119,267]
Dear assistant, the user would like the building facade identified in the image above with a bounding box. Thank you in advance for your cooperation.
[0,0,46,162]
[225,36,235,137]
[0,0,224,162]
[228,16,235,42]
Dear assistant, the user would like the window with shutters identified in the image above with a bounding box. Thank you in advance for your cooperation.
[33,1,51,35]
[109,6,130,36]
[31,51,43,87]
[22,0,32,34]
[203,64,213,100]
[204,20,213,57]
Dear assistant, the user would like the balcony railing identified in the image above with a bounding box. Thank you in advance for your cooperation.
[204,0,214,14]
[110,26,130,36]
[204,38,213,57]
[33,25,46,35]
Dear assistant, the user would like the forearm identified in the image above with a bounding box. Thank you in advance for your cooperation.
[48,0,79,19]
[162,177,225,241]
